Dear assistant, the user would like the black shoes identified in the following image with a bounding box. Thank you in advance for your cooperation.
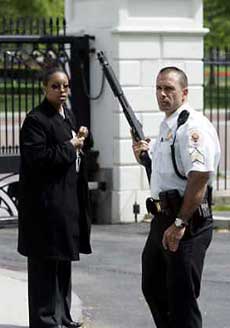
[63,321,83,328]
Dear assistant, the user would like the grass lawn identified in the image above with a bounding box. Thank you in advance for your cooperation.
[0,94,41,112]
[212,204,230,212]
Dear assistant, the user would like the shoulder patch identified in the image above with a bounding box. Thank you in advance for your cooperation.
[189,148,205,164]
[191,132,199,142]
[188,129,205,164]
[189,129,203,147]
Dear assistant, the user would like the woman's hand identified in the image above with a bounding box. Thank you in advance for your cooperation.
[70,136,85,150]
[70,126,88,150]
[77,126,88,139]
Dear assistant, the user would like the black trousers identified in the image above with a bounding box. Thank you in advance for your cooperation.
[142,214,212,328]
[27,258,73,328]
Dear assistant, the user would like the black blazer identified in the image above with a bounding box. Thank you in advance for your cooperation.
[18,98,92,260]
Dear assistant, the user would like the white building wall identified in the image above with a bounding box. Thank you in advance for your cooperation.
[65,0,207,223]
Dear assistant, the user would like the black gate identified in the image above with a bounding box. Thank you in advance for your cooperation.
[0,31,103,221]
[204,48,230,191]
[0,34,93,171]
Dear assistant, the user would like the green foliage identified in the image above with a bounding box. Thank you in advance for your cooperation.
[204,0,230,48]
[1,0,229,48]
[0,0,64,19]
[212,204,230,212]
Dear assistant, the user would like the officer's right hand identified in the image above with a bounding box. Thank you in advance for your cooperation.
[132,139,150,164]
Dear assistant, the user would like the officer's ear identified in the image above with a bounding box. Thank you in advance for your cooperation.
[182,87,188,100]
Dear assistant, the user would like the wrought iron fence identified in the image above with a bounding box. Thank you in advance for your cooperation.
[0,18,104,222]
[0,34,92,171]
[204,47,230,191]
[0,16,66,36]
[0,17,68,164]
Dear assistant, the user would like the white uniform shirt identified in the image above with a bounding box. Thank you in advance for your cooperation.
[150,103,221,199]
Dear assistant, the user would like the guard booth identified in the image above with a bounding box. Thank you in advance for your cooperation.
[0,18,102,223]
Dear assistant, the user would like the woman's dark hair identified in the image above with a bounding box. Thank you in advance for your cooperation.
[42,66,68,86]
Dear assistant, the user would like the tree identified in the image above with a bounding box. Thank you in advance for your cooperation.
[204,0,230,48]
[0,0,64,19]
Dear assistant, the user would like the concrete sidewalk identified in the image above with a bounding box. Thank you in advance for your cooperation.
[0,268,82,328]
[0,269,28,327]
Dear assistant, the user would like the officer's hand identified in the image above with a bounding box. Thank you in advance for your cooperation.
[162,224,185,252]
[132,140,150,163]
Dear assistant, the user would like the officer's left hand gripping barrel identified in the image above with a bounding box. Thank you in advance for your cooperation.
[97,51,152,182]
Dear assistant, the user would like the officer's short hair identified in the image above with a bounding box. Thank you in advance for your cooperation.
[158,66,188,89]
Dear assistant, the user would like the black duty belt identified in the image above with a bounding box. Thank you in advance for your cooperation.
[146,198,162,216]
[146,188,212,219]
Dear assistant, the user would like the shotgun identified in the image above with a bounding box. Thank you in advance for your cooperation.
[97,51,152,182]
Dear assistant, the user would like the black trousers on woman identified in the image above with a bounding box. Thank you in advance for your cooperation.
[142,213,212,328]
[28,258,73,328]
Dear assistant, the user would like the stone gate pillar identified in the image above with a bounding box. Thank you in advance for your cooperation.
[65,0,208,223]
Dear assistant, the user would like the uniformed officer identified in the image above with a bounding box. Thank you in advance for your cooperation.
[132,66,220,328]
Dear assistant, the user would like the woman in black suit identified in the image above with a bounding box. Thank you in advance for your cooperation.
[18,67,92,328]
